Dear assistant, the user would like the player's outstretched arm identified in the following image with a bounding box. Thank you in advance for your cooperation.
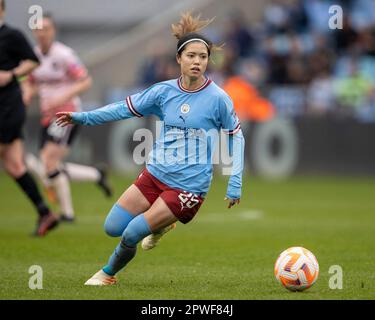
[224,130,245,209]
[55,100,137,127]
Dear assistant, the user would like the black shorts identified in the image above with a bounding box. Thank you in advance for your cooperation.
[0,89,26,144]
[40,120,80,149]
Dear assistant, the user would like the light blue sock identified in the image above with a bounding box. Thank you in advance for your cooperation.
[104,203,135,237]
[103,214,152,276]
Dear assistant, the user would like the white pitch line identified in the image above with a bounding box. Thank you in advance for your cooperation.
[238,210,264,220]
[198,210,264,223]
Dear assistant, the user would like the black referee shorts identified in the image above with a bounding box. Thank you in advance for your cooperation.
[0,90,26,144]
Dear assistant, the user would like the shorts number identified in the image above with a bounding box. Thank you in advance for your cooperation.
[178,192,200,209]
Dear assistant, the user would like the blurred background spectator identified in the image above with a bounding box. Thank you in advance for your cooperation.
[8,0,375,122]
[132,0,375,123]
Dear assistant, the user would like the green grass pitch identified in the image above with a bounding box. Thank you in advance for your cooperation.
[0,171,374,299]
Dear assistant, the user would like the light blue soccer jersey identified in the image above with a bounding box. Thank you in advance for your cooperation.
[72,77,244,198]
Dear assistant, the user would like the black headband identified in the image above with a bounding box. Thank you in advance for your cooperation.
[177,33,211,56]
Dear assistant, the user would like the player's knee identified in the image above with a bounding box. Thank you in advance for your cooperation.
[122,214,151,247]
[41,153,59,174]
[4,159,25,177]
[104,203,134,237]
[45,162,59,176]
[104,218,123,237]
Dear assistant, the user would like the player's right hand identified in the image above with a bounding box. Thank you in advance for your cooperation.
[55,112,73,127]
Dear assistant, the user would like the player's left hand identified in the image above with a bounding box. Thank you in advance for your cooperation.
[224,197,240,209]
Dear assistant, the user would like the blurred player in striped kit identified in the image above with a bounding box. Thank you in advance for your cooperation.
[22,14,113,222]
[56,12,245,285]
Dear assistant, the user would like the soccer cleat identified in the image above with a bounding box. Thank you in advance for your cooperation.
[141,222,177,250]
[84,269,117,286]
[96,166,113,198]
[59,214,75,223]
[33,212,59,237]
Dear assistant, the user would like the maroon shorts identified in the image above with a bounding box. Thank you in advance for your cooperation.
[133,168,204,224]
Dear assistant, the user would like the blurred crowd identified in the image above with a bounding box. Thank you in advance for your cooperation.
[137,0,375,123]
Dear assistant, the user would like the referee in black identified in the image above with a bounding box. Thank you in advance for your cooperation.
[0,0,59,236]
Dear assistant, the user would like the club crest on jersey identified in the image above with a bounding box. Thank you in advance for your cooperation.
[180,104,190,114]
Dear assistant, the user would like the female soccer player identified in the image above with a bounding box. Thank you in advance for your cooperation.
[56,12,245,285]
[22,14,112,222]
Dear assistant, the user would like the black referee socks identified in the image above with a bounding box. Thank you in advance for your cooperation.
[15,172,49,217]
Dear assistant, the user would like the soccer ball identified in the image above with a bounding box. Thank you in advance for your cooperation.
[274,246,319,292]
